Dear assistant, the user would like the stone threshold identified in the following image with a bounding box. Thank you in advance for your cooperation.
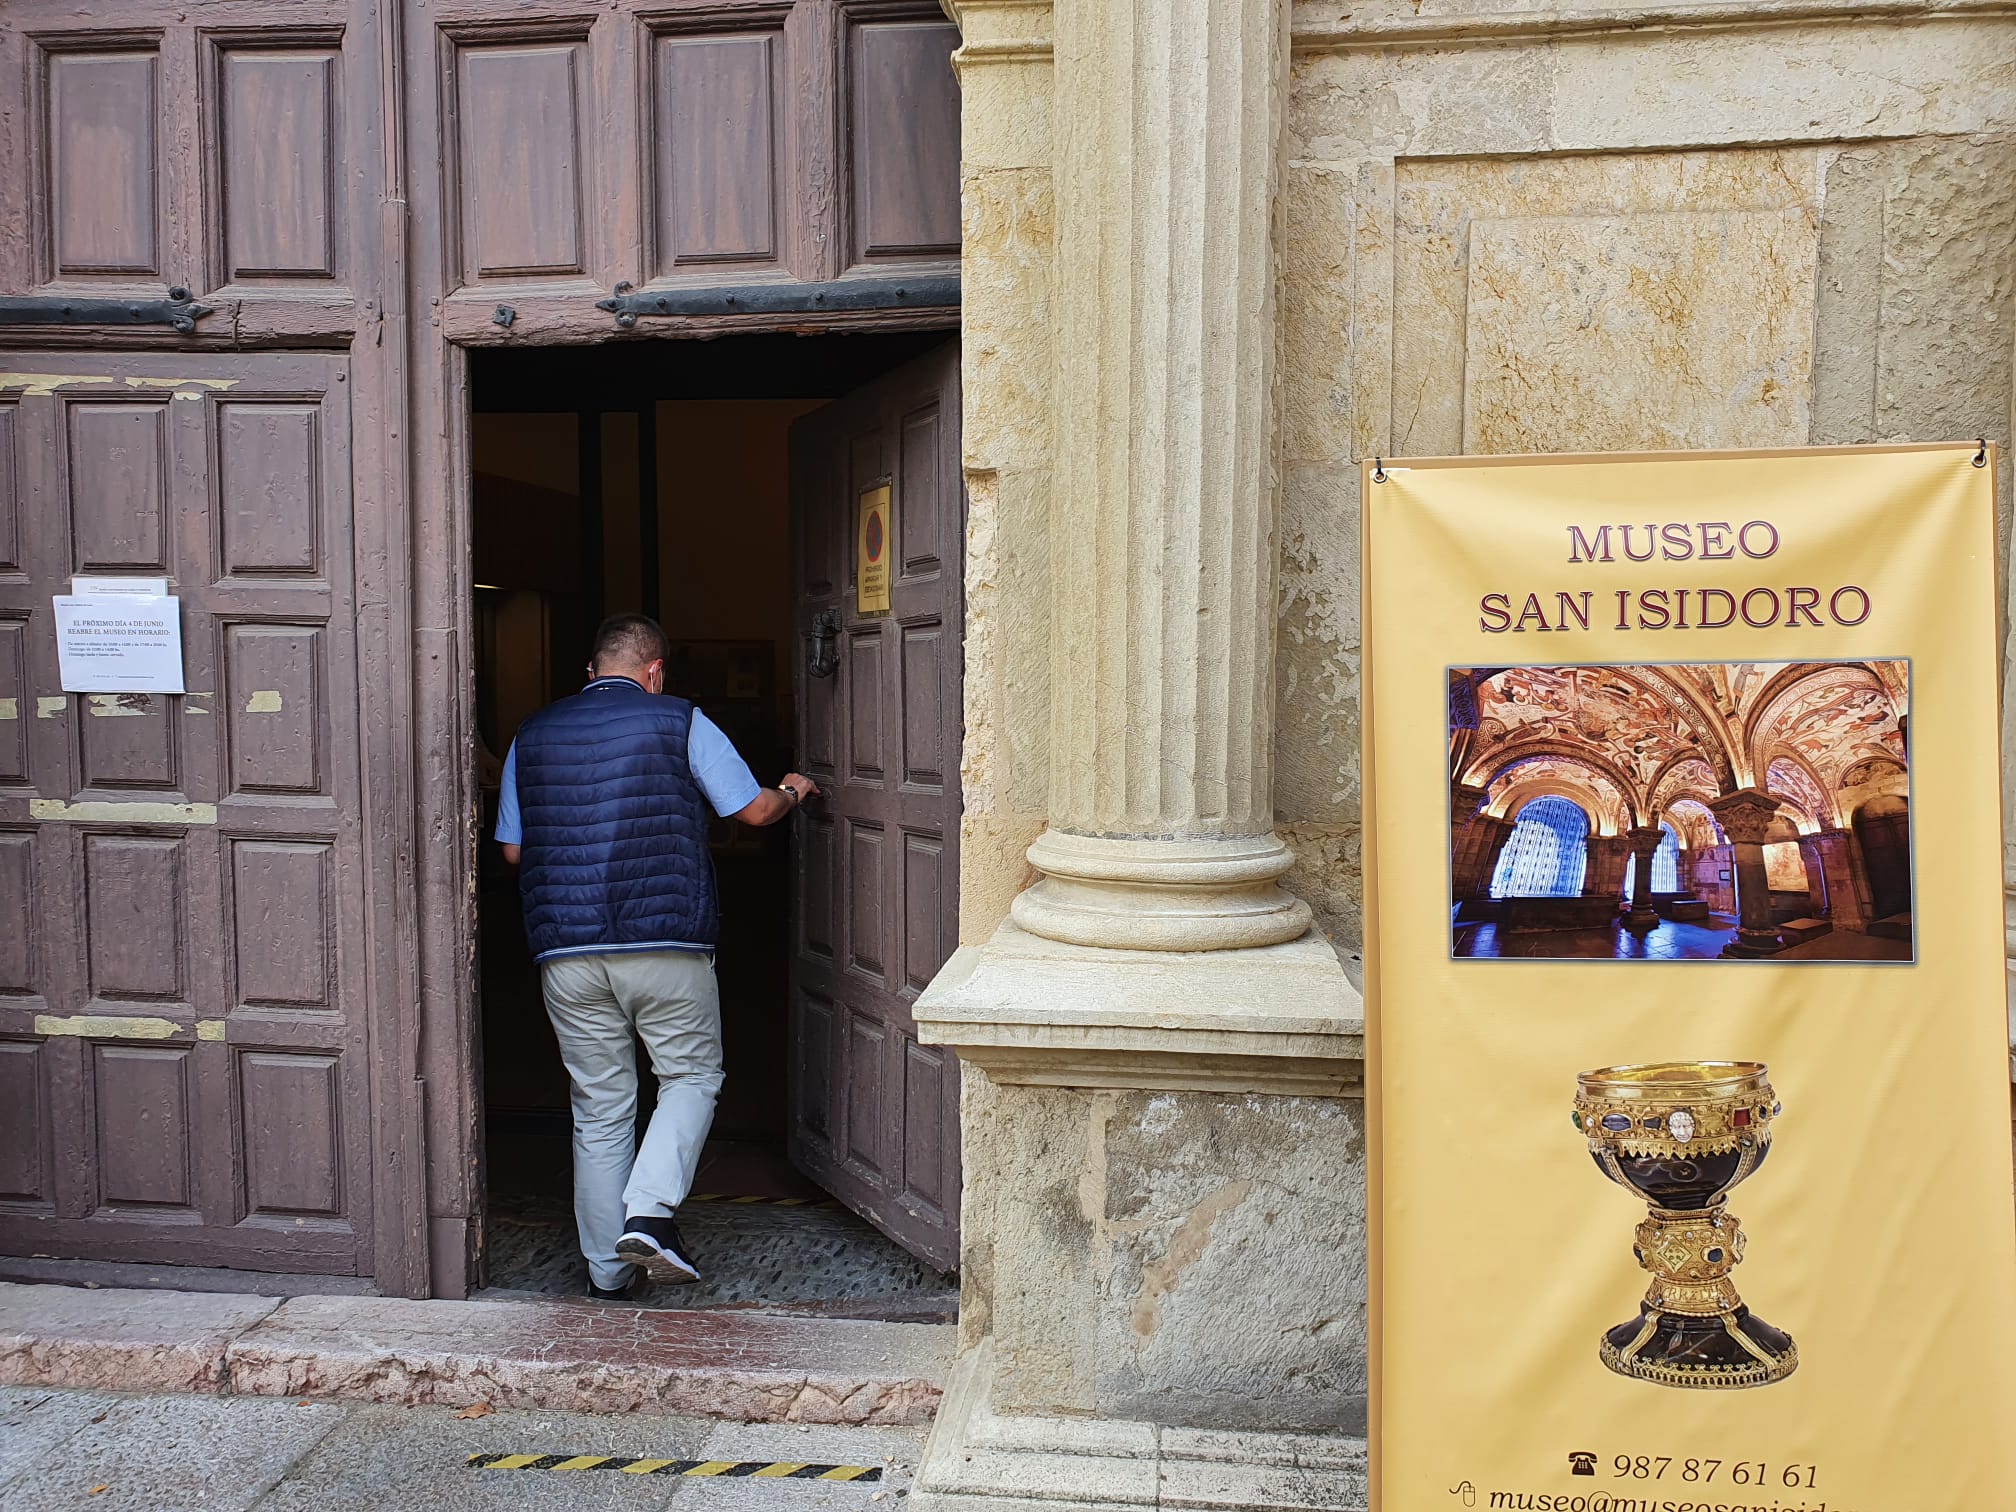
[0,1281,950,1426]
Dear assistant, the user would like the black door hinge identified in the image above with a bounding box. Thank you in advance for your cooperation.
[0,287,215,333]
[597,274,959,329]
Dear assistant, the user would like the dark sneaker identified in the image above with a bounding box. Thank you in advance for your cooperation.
[587,1267,640,1302]
[615,1213,700,1284]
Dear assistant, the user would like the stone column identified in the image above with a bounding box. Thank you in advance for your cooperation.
[1448,785,1489,899]
[1623,826,1664,931]
[1709,789,1787,956]
[1006,0,1307,953]
[1807,828,1871,932]
[1451,782,1488,833]
[1795,833,1830,916]
[1583,835,1629,900]
[914,2,1361,1508]
[1453,811,1514,902]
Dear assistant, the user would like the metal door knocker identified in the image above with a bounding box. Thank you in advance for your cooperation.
[806,609,841,679]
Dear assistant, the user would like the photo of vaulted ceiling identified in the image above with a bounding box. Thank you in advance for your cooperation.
[1454,661,1909,837]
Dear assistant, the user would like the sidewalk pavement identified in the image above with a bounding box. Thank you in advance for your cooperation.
[1,1385,923,1511]
[0,1282,951,1426]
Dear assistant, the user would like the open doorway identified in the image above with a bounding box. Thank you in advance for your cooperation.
[469,331,959,1317]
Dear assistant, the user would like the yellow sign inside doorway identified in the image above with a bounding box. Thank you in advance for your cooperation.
[1362,445,2016,1510]
[857,483,892,615]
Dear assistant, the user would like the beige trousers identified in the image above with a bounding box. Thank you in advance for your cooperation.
[537,948,723,1290]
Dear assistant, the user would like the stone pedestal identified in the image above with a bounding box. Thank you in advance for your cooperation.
[1623,826,1664,932]
[917,0,1364,1505]
[1709,790,1788,956]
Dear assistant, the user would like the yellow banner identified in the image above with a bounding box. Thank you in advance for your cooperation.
[1363,446,2016,1510]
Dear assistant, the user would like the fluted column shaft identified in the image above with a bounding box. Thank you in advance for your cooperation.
[1012,0,1306,951]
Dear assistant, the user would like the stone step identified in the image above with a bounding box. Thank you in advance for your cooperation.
[1870,912,1912,942]
[0,1281,950,1426]
[1778,917,1832,945]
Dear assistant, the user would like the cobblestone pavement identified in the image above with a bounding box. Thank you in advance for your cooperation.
[0,1388,921,1512]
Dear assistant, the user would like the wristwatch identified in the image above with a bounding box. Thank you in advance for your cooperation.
[778,782,802,805]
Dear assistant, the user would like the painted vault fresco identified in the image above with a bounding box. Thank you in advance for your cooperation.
[1448,661,1911,962]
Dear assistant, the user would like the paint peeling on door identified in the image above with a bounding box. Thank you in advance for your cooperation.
[29,798,217,824]
[0,372,240,397]
[33,1014,226,1041]
[87,692,153,717]
[244,689,283,713]
[125,376,238,392]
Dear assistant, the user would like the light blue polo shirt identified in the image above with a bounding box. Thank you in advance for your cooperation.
[494,706,763,846]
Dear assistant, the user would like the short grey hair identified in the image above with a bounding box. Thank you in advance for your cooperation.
[590,613,670,672]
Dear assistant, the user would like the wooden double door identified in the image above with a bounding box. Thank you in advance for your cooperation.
[0,0,962,1290]
[788,344,963,1271]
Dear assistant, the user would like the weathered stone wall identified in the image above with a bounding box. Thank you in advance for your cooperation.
[930,7,2014,1502]
[956,1065,1369,1432]
[954,0,2016,957]
[1279,4,2016,949]
[954,0,1055,947]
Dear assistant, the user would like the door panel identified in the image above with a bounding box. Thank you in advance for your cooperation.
[788,342,961,1269]
[0,353,371,1274]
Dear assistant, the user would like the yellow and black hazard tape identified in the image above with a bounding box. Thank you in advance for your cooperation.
[467,1453,880,1481]
[684,1193,843,1209]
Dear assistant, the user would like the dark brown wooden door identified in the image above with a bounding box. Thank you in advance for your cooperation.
[0,354,373,1274]
[1854,801,1912,919]
[788,343,961,1269]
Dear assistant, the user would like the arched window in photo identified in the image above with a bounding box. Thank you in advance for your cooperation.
[1490,796,1589,897]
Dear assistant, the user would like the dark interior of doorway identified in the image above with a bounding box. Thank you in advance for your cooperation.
[470,331,954,1318]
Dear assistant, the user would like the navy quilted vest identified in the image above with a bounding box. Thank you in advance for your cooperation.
[514,677,718,960]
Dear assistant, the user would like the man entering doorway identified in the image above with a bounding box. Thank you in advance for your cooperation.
[496,614,818,1298]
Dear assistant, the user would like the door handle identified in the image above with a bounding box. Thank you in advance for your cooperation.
[805,609,841,679]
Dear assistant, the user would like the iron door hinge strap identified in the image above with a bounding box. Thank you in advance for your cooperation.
[596,275,960,329]
[0,288,215,333]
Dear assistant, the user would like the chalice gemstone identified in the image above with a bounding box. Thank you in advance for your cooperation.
[1668,1110,1696,1142]
[1732,1109,1751,1127]
[1601,1114,1632,1132]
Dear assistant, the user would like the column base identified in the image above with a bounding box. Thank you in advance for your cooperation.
[1010,830,1313,952]
[1624,907,1660,933]
[910,1344,1369,1512]
[1721,931,1787,958]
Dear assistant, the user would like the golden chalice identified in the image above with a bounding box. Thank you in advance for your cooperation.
[1573,1061,1798,1390]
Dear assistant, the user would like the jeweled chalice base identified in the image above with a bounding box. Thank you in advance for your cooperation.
[1599,1305,1798,1390]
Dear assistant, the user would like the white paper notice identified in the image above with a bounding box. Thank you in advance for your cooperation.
[72,576,170,598]
[53,595,185,694]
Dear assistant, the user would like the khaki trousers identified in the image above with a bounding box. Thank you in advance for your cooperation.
[537,949,723,1290]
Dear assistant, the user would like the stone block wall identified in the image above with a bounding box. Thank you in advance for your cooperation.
[1277,5,2016,949]
[956,1066,1369,1433]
